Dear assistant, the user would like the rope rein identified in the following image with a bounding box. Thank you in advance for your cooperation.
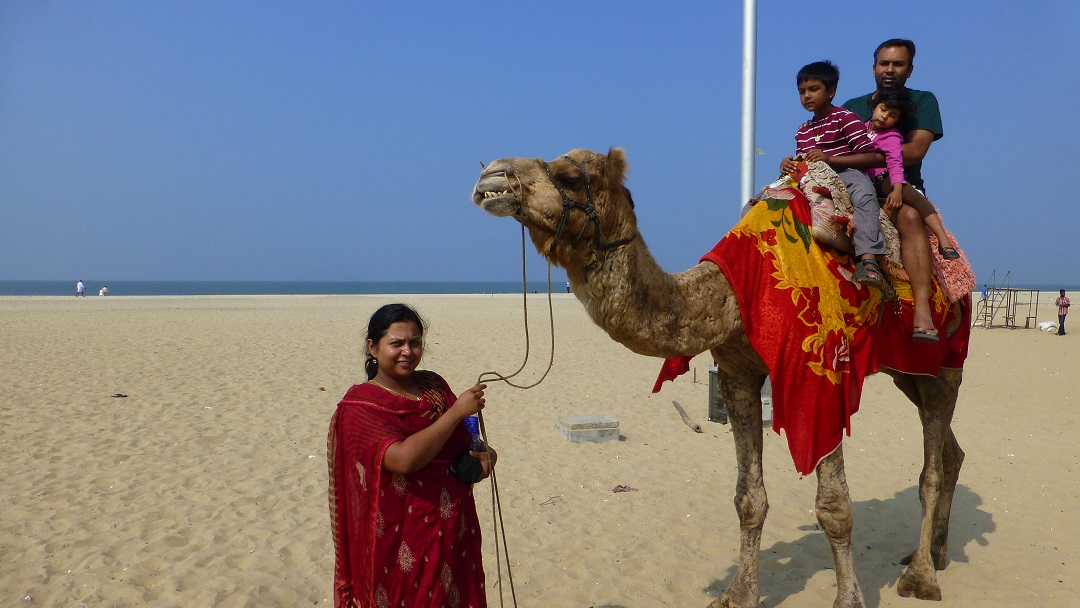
[473,223,557,608]
[476,224,557,390]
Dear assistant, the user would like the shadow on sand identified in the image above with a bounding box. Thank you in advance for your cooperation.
[702,484,993,607]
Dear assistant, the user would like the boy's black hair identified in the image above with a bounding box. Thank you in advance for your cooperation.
[869,87,915,122]
[797,60,840,90]
[874,39,916,62]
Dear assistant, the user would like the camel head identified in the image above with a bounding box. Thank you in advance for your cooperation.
[471,148,638,276]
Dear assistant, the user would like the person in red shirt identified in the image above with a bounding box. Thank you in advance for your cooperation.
[1056,290,1070,335]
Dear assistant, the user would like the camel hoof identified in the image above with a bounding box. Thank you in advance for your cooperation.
[897,568,942,601]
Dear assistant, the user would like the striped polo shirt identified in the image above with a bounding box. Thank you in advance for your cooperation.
[795,106,875,157]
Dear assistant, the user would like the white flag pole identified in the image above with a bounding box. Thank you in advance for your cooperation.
[739,0,758,210]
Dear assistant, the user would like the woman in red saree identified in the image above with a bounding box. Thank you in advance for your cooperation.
[328,304,493,608]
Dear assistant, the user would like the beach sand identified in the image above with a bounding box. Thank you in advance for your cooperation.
[1,292,1076,607]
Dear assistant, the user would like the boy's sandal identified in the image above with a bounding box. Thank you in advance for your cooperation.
[852,259,885,289]
[912,327,940,343]
[938,246,961,260]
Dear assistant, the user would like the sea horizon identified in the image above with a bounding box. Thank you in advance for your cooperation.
[0,280,570,297]
[3,279,1078,298]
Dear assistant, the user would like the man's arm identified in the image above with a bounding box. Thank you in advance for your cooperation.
[903,129,936,165]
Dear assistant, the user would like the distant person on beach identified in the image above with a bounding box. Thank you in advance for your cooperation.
[1057,290,1070,335]
[843,38,943,343]
[99,286,108,296]
[328,303,494,607]
[76,280,85,297]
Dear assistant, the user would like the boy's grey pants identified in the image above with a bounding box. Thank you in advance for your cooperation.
[838,168,885,257]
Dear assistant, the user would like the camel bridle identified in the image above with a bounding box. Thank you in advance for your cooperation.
[540,156,635,256]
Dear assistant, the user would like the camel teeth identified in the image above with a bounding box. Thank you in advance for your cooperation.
[484,191,508,198]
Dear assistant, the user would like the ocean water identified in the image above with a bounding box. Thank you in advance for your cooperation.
[0,280,565,297]
[2,280,1074,297]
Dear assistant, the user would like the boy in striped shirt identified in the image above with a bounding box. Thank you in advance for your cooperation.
[780,61,887,289]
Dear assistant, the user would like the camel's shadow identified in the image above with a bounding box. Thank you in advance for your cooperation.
[703,484,993,607]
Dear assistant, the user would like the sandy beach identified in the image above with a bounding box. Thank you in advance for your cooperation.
[1,292,1076,607]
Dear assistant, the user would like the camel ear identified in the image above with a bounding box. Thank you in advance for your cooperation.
[606,147,628,185]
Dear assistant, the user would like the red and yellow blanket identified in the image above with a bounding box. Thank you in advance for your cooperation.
[654,183,970,475]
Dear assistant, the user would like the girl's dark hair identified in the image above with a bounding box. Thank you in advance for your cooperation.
[364,303,425,380]
[868,87,914,122]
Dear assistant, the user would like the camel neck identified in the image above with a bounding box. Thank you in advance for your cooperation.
[571,241,740,358]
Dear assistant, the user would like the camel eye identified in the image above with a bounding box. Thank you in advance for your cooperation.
[557,172,584,189]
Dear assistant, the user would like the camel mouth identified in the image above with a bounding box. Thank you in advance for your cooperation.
[472,172,521,217]
[479,188,514,207]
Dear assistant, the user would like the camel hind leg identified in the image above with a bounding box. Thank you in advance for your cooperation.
[928,425,964,570]
[888,368,963,600]
[707,369,767,608]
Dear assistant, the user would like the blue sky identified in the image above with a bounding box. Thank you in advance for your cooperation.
[2,1,1078,286]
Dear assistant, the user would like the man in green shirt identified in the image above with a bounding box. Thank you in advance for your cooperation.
[843,38,943,341]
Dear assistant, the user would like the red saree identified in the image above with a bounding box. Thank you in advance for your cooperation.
[328,370,486,608]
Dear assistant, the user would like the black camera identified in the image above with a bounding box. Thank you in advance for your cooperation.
[449,451,483,484]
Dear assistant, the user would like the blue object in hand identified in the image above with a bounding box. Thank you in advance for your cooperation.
[463,415,484,451]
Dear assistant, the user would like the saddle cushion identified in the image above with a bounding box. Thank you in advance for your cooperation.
[762,161,974,303]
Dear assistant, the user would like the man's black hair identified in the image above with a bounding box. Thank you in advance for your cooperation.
[874,39,916,63]
[797,60,840,90]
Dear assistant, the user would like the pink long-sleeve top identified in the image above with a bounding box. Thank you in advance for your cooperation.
[864,123,907,185]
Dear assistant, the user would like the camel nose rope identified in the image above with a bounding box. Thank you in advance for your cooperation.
[473,222,558,608]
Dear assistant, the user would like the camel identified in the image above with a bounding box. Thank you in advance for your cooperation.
[471,148,965,608]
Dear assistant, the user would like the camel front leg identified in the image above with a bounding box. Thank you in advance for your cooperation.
[708,371,767,608]
[815,446,866,608]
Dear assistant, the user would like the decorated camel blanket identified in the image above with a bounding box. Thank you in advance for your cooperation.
[654,169,971,475]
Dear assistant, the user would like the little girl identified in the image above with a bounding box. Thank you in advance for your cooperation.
[864,88,959,259]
